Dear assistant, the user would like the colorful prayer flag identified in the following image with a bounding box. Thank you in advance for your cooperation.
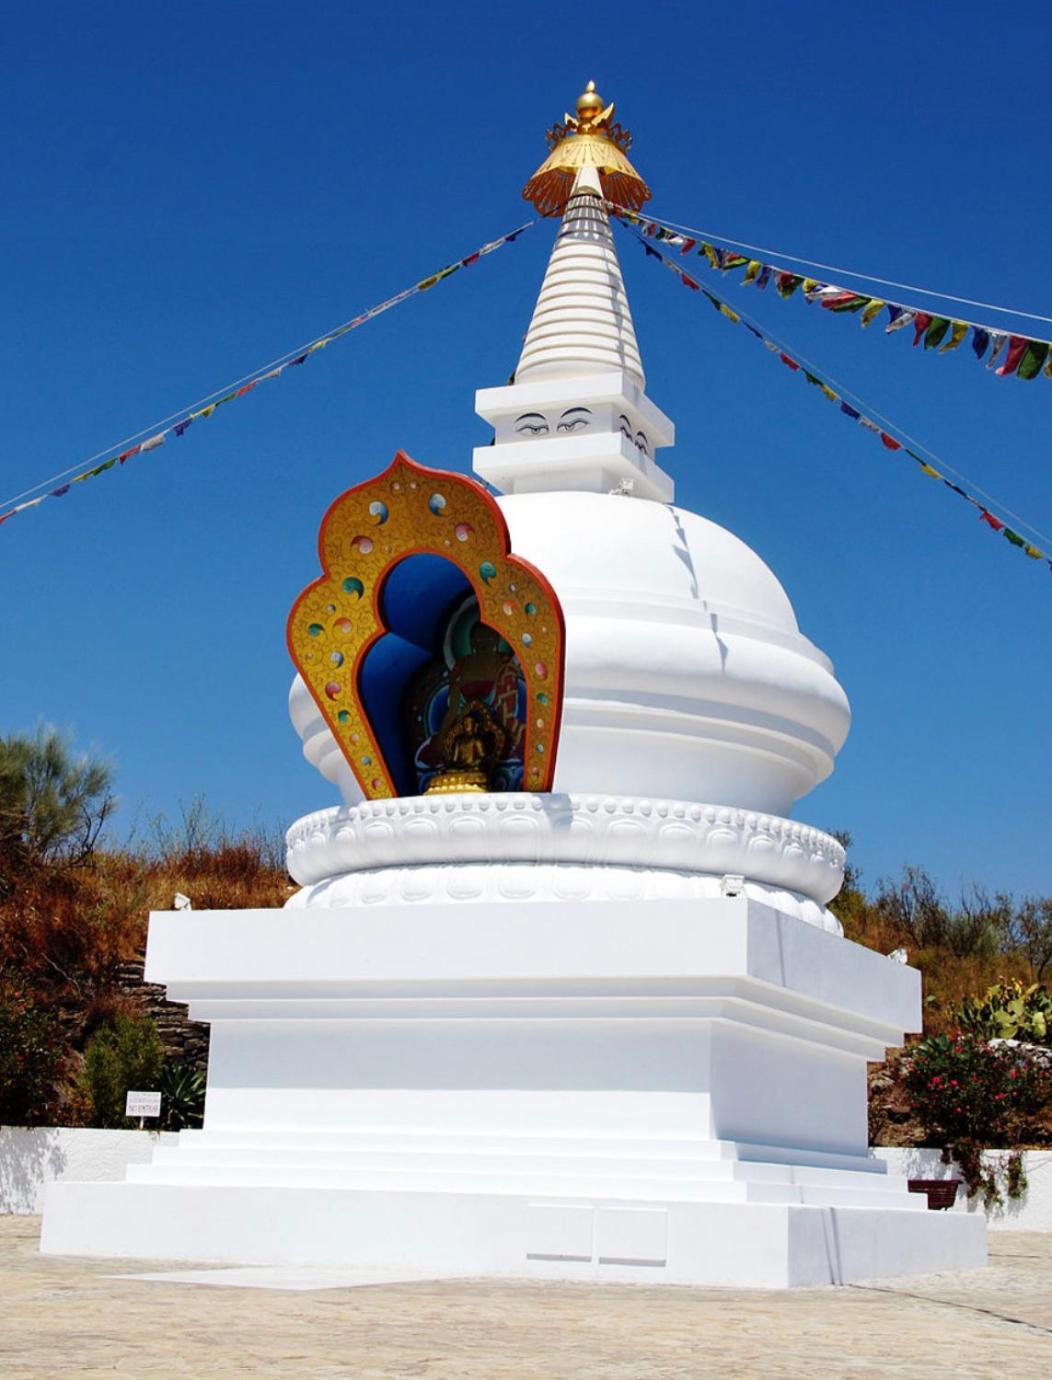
[911,313,933,346]
[775,271,803,299]
[923,317,951,349]
[1017,341,1050,380]
[996,335,1030,377]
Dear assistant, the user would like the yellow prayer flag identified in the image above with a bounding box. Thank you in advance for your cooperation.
[718,303,740,323]
[742,260,762,285]
[820,384,838,402]
[920,463,942,479]
[859,299,886,328]
[1024,544,1043,559]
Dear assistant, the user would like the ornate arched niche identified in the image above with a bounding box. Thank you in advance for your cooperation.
[287,452,565,801]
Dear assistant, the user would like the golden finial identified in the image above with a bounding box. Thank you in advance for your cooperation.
[523,80,651,218]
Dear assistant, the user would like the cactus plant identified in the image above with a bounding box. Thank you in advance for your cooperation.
[955,980,1052,1045]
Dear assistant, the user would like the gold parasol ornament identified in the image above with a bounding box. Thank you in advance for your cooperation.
[522,81,651,218]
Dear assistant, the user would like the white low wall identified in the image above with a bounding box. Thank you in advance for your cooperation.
[875,1147,1052,1231]
[0,1127,178,1215]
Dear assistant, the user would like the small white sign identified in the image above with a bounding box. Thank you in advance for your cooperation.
[126,1090,162,1118]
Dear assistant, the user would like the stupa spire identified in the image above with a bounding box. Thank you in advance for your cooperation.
[474,82,674,503]
[514,163,646,387]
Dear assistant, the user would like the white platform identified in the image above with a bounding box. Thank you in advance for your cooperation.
[41,897,986,1286]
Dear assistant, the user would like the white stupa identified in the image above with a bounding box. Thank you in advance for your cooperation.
[42,83,984,1286]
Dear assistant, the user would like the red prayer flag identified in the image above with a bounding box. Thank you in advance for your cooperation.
[461,252,480,266]
[679,238,697,255]
[819,291,861,310]
[996,335,1029,377]
[680,272,700,291]
[879,433,902,451]
[779,353,799,371]
[912,313,933,346]
[117,445,141,464]
[979,510,1005,532]
[236,382,257,397]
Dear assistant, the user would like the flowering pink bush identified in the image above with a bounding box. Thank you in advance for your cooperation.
[904,1032,1049,1146]
[904,1031,1052,1205]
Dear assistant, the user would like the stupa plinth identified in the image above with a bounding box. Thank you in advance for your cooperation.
[41,84,985,1286]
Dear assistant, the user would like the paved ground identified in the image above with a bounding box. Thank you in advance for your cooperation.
[3,1217,1051,1378]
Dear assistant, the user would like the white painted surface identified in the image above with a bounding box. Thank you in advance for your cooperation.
[42,898,986,1284]
[875,1148,1052,1232]
[515,184,645,386]
[1,1128,177,1214]
[284,794,846,921]
[43,1182,985,1287]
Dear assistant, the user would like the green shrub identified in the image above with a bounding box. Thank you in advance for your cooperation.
[81,1013,163,1128]
[955,980,1052,1045]
[0,980,68,1126]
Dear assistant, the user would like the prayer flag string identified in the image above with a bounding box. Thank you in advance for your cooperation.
[0,222,535,530]
[608,204,1052,385]
[621,225,1052,574]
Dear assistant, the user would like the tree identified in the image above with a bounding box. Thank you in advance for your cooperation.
[1012,898,1052,983]
[0,728,114,888]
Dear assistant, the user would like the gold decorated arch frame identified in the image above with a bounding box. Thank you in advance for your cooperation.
[287,452,566,801]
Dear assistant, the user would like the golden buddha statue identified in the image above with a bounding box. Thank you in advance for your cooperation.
[424,700,508,796]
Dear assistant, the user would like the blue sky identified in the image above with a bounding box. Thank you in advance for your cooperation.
[3,1,1050,900]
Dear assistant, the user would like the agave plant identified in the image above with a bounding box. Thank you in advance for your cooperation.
[158,1062,206,1131]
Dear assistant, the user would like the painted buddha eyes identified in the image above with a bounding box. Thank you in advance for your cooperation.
[514,407,593,437]
[618,414,649,455]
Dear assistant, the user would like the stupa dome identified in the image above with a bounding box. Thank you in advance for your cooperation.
[498,490,848,814]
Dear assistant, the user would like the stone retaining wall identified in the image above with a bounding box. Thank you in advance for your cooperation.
[115,959,210,1073]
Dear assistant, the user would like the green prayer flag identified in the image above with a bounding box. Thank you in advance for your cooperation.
[924,317,951,349]
[1017,341,1049,380]
[1004,528,1026,548]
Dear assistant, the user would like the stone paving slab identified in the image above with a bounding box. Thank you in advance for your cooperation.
[3,1216,1051,1378]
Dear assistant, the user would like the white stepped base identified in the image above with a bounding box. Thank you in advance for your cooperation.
[126,1131,920,1209]
[41,1180,985,1288]
[39,895,988,1287]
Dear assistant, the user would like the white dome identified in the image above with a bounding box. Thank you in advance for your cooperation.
[498,490,849,816]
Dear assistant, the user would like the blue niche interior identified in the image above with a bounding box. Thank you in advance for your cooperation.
[359,554,473,797]
[358,552,528,798]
